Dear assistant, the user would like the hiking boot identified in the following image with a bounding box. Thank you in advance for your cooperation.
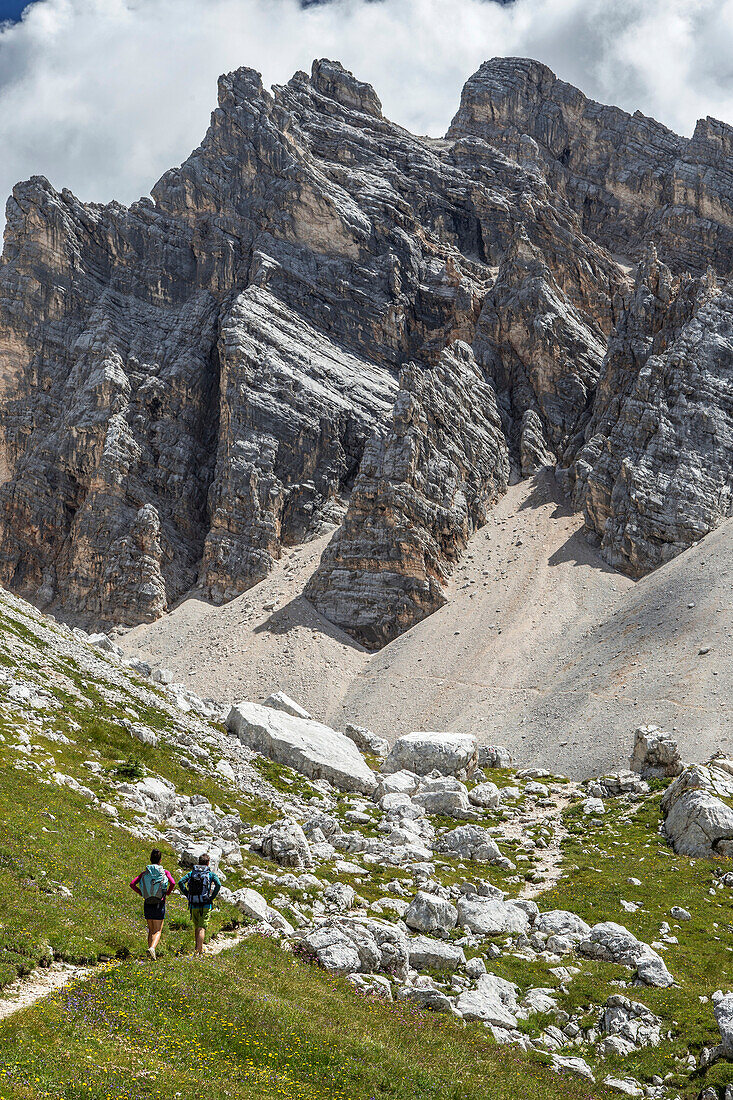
[146,946,156,961]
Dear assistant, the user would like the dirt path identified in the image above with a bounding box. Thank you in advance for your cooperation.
[0,924,259,1022]
[0,961,94,1022]
[506,784,579,898]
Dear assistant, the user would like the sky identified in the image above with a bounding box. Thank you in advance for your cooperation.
[0,0,731,235]
[0,1,31,20]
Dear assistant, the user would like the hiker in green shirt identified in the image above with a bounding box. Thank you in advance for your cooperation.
[178,852,221,955]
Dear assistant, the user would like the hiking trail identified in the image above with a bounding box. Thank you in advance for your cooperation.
[0,923,258,1021]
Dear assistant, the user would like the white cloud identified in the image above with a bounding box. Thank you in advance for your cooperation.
[0,0,731,236]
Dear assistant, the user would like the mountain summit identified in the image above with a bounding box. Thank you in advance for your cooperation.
[0,57,730,649]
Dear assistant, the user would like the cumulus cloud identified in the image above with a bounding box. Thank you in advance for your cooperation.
[0,0,731,234]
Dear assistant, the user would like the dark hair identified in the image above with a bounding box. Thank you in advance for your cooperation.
[198,852,210,866]
[150,849,162,864]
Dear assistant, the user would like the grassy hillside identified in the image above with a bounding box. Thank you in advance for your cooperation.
[0,591,274,980]
[0,590,610,1100]
[0,587,732,1098]
[0,936,615,1100]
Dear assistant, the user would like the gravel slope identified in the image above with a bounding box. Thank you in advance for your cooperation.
[122,532,368,722]
[121,471,732,776]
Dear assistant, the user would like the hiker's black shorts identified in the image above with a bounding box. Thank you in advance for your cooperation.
[143,899,166,921]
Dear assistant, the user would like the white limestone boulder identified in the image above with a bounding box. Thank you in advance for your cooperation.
[600,995,662,1050]
[348,974,393,1001]
[227,701,377,795]
[535,910,591,940]
[256,818,313,869]
[468,781,501,809]
[436,824,511,866]
[383,732,478,778]
[713,990,733,1058]
[343,723,390,759]
[397,983,456,1014]
[522,988,558,1015]
[295,917,409,979]
[413,777,474,819]
[661,759,733,856]
[404,891,458,936]
[630,725,682,779]
[323,883,356,912]
[457,896,530,936]
[263,691,312,720]
[376,770,421,800]
[408,936,466,973]
[478,745,512,769]
[456,973,519,1027]
[578,922,674,987]
[233,888,269,920]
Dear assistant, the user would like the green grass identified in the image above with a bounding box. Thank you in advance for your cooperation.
[251,755,321,800]
[531,794,733,1095]
[0,935,616,1100]
[0,600,273,979]
[0,594,732,1097]
[0,747,243,979]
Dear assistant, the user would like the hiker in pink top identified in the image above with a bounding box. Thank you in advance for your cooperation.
[130,848,176,959]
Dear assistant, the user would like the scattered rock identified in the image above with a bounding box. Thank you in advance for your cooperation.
[437,824,510,866]
[323,883,356,913]
[713,989,733,1058]
[550,1055,594,1081]
[599,995,662,1055]
[230,888,270,922]
[477,745,512,770]
[397,982,456,1015]
[343,723,389,759]
[661,757,733,856]
[602,1078,644,1097]
[468,781,501,809]
[457,897,530,936]
[404,892,458,937]
[256,818,313,869]
[408,936,466,973]
[456,973,519,1027]
[578,922,674,987]
[348,974,392,1001]
[227,702,377,795]
[413,777,474,819]
[382,732,478,779]
[630,726,683,779]
[535,910,591,940]
[263,692,313,720]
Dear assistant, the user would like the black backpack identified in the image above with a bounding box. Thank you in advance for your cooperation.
[187,866,213,906]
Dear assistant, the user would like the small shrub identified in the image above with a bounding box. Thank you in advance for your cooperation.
[112,755,145,781]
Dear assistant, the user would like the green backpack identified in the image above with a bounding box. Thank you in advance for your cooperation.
[138,864,167,901]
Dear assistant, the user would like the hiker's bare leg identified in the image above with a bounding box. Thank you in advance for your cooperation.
[195,925,206,955]
[148,919,163,951]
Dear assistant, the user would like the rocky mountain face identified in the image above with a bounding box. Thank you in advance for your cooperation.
[449,57,733,275]
[305,341,509,647]
[0,56,730,644]
[567,252,733,576]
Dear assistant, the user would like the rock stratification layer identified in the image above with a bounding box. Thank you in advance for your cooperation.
[569,253,733,576]
[306,342,509,647]
[449,57,733,275]
[0,56,731,641]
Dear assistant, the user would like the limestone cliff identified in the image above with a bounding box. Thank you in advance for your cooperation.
[0,56,730,641]
[568,254,733,575]
[306,342,509,647]
[449,57,733,275]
